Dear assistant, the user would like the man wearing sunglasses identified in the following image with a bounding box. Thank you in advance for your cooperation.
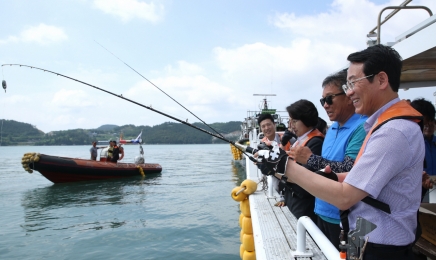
[289,69,367,248]
[285,44,424,259]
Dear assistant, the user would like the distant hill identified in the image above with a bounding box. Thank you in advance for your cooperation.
[0,119,242,146]
[0,119,44,145]
[96,124,119,131]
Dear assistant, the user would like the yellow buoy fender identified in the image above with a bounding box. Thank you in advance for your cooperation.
[240,229,244,243]
[240,244,245,259]
[239,213,244,228]
[242,216,253,234]
[240,180,257,195]
[243,250,256,260]
[231,186,248,202]
[21,152,41,174]
[240,198,251,217]
[242,234,255,252]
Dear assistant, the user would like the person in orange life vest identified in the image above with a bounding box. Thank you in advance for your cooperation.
[285,45,424,259]
[258,113,280,145]
[410,98,434,201]
[254,114,290,193]
[110,141,120,163]
[275,119,297,207]
[282,99,324,222]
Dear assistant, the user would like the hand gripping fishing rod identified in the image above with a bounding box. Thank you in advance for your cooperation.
[1,64,257,161]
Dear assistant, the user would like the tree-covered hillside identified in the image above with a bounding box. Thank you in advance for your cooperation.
[0,119,242,146]
[0,120,44,145]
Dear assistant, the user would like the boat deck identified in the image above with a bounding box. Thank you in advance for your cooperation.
[245,157,327,260]
[249,188,327,260]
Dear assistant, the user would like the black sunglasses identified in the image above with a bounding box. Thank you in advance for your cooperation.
[320,92,346,106]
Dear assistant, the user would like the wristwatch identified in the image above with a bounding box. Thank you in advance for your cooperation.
[280,175,288,184]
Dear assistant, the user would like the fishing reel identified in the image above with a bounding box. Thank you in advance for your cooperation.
[233,141,289,175]
[254,141,289,176]
[339,217,377,260]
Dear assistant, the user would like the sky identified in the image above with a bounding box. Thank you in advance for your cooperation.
[1,0,436,133]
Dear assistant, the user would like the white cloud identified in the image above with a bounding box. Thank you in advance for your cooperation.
[2,94,32,105]
[52,89,94,108]
[271,0,436,46]
[164,61,204,76]
[93,0,164,23]
[0,23,67,45]
[4,0,436,132]
[209,0,436,123]
[106,60,235,124]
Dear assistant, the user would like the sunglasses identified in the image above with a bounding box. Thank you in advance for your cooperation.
[320,92,346,106]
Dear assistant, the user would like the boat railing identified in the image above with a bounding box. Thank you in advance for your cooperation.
[292,216,340,260]
[395,14,436,42]
[367,0,433,45]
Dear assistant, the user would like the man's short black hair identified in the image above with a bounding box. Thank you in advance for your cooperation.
[257,113,275,126]
[322,68,347,92]
[411,98,435,120]
[347,44,402,92]
[286,99,318,128]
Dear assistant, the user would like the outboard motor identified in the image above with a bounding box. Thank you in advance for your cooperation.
[134,143,145,164]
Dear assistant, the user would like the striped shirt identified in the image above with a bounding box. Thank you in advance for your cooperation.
[344,98,424,245]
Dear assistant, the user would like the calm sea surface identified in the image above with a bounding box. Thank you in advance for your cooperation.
[0,144,246,260]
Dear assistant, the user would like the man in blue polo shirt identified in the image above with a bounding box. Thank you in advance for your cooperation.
[289,69,366,248]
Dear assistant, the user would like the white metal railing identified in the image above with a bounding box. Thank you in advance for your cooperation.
[291,216,340,260]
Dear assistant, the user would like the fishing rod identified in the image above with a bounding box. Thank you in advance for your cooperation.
[94,41,226,139]
[1,64,257,161]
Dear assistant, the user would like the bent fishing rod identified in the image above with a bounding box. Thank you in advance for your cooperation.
[2,64,257,161]
[94,41,226,140]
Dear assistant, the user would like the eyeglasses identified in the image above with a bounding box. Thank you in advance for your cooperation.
[289,119,299,125]
[342,74,374,92]
[320,92,345,106]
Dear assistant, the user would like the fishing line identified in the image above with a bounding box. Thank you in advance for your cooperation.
[2,64,256,161]
[0,66,5,146]
[94,41,226,139]
[0,103,3,147]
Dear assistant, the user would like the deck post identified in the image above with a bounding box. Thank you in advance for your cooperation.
[267,175,274,198]
[291,216,340,260]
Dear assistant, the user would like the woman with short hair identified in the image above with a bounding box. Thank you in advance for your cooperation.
[284,99,324,222]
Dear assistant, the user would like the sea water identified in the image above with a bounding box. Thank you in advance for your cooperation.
[0,144,246,259]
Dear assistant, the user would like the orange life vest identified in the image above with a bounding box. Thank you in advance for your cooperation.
[354,100,422,164]
[299,129,324,147]
[341,100,423,235]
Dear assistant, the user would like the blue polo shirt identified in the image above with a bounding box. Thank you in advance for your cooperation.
[314,114,367,223]
[424,135,436,175]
